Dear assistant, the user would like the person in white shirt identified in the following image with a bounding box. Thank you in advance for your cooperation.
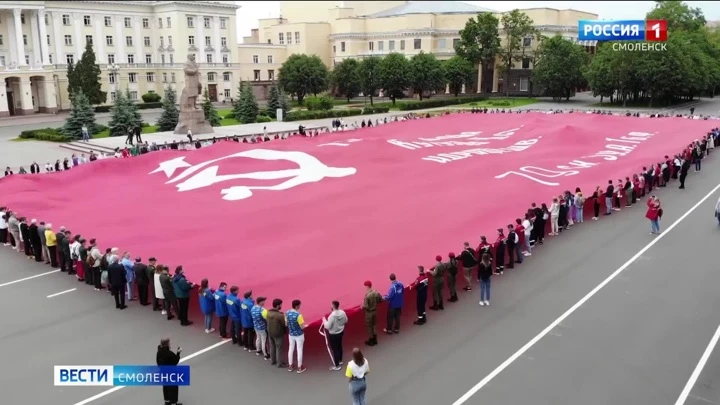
[521,214,533,256]
[549,198,560,236]
[345,348,369,405]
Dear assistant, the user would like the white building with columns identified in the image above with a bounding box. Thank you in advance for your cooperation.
[0,0,242,117]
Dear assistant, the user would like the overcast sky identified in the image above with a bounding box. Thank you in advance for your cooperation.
[235,1,720,40]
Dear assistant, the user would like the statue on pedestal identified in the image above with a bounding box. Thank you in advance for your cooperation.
[174,55,214,135]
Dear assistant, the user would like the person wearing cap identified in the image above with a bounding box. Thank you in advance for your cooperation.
[382,273,404,335]
[446,253,459,302]
[29,219,42,262]
[429,255,446,311]
[55,227,67,271]
[360,281,382,346]
[240,291,256,351]
[44,224,58,268]
[89,239,104,290]
[133,257,150,305]
[408,266,429,325]
[459,242,477,293]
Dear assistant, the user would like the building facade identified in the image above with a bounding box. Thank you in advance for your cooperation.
[0,0,240,116]
[239,1,598,96]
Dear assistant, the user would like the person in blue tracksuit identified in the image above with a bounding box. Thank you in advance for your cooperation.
[226,286,242,345]
[383,273,404,334]
[240,291,256,351]
[214,282,229,338]
[251,297,269,359]
[198,278,215,334]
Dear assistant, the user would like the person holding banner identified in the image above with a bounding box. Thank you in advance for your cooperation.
[322,300,348,371]
[409,266,429,325]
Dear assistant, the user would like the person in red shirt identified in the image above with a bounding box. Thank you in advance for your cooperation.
[646,196,661,234]
[493,229,506,275]
[408,266,429,325]
[476,236,493,267]
[121,148,130,158]
[514,219,527,260]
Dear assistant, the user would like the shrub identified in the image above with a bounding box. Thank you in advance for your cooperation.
[256,115,273,123]
[141,92,162,103]
[397,96,488,111]
[224,112,236,119]
[487,100,511,107]
[94,105,111,113]
[304,95,334,111]
[94,124,108,134]
[284,109,363,122]
[18,128,70,142]
[137,102,163,110]
[362,107,390,114]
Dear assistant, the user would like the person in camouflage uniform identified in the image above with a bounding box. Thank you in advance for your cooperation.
[429,255,445,311]
[361,280,383,346]
[446,252,459,302]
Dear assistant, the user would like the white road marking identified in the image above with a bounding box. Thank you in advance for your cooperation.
[46,288,76,298]
[674,324,720,405]
[72,339,231,405]
[0,269,60,288]
[452,183,720,405]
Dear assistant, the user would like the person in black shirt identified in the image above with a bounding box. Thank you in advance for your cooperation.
[133,258,150,306]
[459,242,477,293]
[604,180,614,215]
[679,158,690,189]
[156,338,182,405]
[107,255,127,309]
[506,224,519,267]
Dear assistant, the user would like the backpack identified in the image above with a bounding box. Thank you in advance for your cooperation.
[86,252,96,266]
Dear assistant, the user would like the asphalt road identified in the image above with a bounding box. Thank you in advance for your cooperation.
[1,127,720,404]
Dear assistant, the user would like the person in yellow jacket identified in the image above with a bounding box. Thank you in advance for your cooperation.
[44,224,58,268]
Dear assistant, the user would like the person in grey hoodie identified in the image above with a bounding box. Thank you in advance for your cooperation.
[38,221,50,264]
[322,300,348,371]
[7,211,21,252]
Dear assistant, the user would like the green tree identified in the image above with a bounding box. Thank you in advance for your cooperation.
[357,56,382,105]
[67,42,106,105]
[647,0,705,32]
[531,36,589,101]
[331,59,362,102]
[408,52,446,100]
[266,85,280,118]
[377,53,410,105]
[108,91,138,137]
[444,56,475,97]
[455,13,501,93]
[61,90,97,139]
[277,54,329,104]
[499,9,535,96]
[156,87,179,131]
[201,88,221,126]
[234,82,259,124]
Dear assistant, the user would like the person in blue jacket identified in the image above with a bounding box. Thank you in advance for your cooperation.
[383,273,404,334]
[240,291,256,351]
[198,278,215,334]
[214,282,229,339]
[251,297,269,359]
[172,266,194,327]
[226,286,242,345]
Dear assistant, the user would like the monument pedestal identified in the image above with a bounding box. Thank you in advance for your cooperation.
[174,108,214,135]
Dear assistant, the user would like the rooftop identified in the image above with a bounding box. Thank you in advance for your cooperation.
[367,1,495,18]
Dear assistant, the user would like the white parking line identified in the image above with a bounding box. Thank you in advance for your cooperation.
[0,269,60,288]
[72,339,231,405]
[674,324,720,405]
[451,183,720,405]
[47,288,76,298]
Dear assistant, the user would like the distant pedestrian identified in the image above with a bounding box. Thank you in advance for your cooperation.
[346,348,369,405]
[81,125,89,141]
[156,338,182,405]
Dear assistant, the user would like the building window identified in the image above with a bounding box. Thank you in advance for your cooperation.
[521,57,531,69]
[368,41,374,51]
[204,17,211,28]
[23,35,27,46]
[438,38,446,49]
[253,70,260,81]
[126,36,133,47]
[205,36,211,46]
[523,37,532,47]
[109,73,116,83]
[389,40,395,51]
[0,56,5,66]
[45,14,49,25]
[48,54,52,64]
[207,72,216,82]
[142,18,149,28]
[161,54,166,64]
[25,55,30,65]
[128,72,137,83]
[221,37,227,47]
[220,18,227,29]
[267,55,273,64]
[414,38,421,50]
[66,54,74,64]
[188,36,195,45]
[520,77,529,92]
[252,55,259,64]
[278,33,284,45]
[187,16,194,28]
[341,41,345,52]
[104,16,112,27]
[108,54,115,64]
[166,17,171,28]
[160,37,165,47]
[168,36,173,46]
[20,13,25,24]
[64,35,73,46]
[145,54,152,64]
[453,38,461,49]
[223,72,230,81]
[169,54,174,63]
[106,36,114,46]
[378,41,384,51]
[47,35,50,45]
[400,40,405,50]
[146,72,154,82]
[224,89,230,98]
[268,69,274,80]
[295,32,300,44]
[110,92,117,101]
[144,37,151,47]
[287,32,292,44]
[206,54,212,63]
[163,73,167,82]
[171,73,176,82]
[129,91,138,100]
[333,45,336,53]
[127,54,135,63]
[62,14,71,25]
[83,15,91,26]
[124,17,132,28]
[222,54,229,64]
[85,35,93,45]
[0,35,3,46]
[158,18,162,28]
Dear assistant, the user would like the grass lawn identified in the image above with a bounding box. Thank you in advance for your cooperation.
[456,98,538,108]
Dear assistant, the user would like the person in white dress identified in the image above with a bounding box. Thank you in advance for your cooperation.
[154,265,166,315]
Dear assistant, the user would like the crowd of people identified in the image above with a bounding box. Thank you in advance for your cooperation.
[0,109,718,405]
